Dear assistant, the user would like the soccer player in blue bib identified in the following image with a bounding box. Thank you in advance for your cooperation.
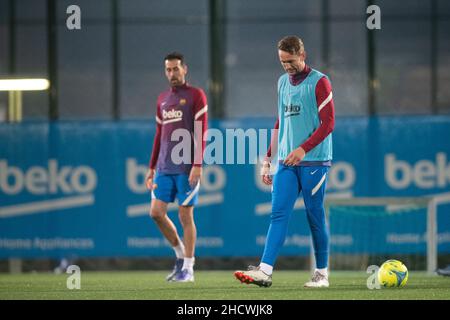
[146,52,208,283]
[235,36,335,288]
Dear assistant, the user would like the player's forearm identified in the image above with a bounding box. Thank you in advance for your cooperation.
[266,118,280,159]
[148,124,162,169]
[193,113,208,167]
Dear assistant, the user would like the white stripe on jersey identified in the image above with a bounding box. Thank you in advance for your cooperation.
[162,118,182,125]
[318,92,333,113]
[194,105,208,120]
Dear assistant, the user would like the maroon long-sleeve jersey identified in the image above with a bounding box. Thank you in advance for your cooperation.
[149,83,208,174]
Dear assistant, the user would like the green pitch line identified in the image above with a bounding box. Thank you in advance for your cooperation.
[0,271,449,300]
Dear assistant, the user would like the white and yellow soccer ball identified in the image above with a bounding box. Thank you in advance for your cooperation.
[377,259,409,288]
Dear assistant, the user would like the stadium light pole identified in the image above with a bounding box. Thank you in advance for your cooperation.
[430,0,438,114]
[367,0,377,116]
[111,0,120,120]
[0,78,50,122]
[8,0,16,75]
[321,0,330,74]
[209,0,226,119]
[47,0,58,120]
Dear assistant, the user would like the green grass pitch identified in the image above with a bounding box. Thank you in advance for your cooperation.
[1,271,449,300]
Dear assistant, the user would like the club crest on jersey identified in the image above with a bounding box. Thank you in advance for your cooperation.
[179,98,187,106]
[284,104,301,117]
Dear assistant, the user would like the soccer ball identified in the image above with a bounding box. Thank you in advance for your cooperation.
[377,259,408,288]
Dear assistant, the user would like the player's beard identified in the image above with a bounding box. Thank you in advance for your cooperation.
[170,78,183,86]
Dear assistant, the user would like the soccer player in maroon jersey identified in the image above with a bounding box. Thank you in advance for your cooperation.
[145,52,208,282]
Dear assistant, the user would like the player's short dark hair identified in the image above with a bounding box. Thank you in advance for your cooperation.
[278,36,305,55]
[164,52,185,65]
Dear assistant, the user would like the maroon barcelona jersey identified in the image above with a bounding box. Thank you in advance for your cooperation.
[149,83,208,175]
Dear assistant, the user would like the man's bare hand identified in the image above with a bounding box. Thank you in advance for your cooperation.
[283,147,306,166]
[189,166,202,187]
[145,169,156,190]
[261,161,273,185]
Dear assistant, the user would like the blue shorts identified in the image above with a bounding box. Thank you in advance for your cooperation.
[151,173,200,206]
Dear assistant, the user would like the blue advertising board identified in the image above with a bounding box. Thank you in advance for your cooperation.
[0,116,449,258]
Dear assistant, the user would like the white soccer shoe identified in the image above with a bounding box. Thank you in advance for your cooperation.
[234,266,272,287]
[304,270,329,288]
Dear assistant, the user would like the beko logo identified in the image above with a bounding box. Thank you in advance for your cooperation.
[0,160,97,218]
